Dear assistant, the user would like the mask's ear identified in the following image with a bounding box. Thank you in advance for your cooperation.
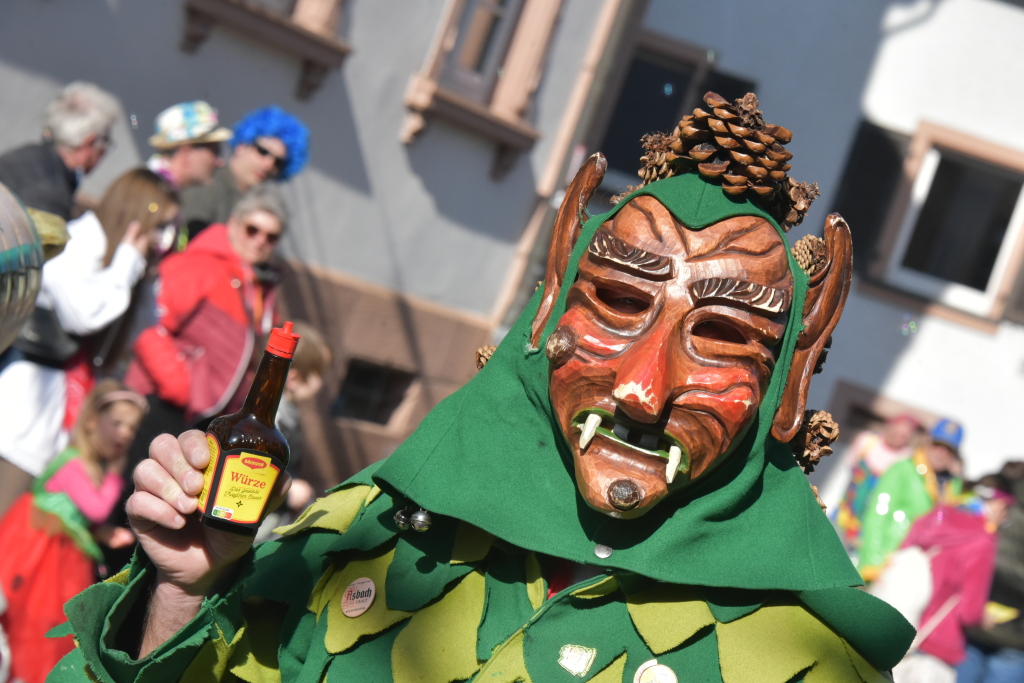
[771,213,853,442]
[530,153,607,348]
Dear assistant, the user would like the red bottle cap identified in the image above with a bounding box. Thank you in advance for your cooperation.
[267,321,301,359]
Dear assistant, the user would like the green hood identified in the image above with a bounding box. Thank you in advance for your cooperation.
[375,173,862,592]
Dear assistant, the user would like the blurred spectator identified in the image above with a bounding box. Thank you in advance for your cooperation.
[0,380,144,683]
[959,463,1024,683]
[0,81,119,220]
[888,476,1012,683]
[124,187,287,467]
[831,414,921,544]
[146,101,232,191]
[255,321,331,542]
[180,105,308,240]
[859,419,965,581]
[0,170,177,518]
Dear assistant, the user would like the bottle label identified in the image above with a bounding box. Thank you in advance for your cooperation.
[197,435,221,514]
[208,450,280,524]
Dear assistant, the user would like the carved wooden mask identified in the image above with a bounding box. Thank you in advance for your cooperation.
[535,155,853,517]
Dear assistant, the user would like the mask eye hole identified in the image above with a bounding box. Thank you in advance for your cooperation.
[596,287,650,315]
[692,320,747,345]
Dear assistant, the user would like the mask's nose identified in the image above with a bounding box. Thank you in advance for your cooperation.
[611,320,678,423]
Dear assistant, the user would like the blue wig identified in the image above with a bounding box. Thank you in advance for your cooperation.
[232,106,309,180]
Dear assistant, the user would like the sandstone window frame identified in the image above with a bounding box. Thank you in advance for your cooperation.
[181,0,350,100]
[871,122,1024,321]
[402,0,566,178]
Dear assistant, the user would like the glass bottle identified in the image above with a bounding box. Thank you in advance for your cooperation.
[197,321,300,535]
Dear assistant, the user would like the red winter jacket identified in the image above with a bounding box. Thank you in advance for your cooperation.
[903,505,999,666]
[125,224,280,422]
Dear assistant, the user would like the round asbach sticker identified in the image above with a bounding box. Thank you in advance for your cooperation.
[341,577,376,618]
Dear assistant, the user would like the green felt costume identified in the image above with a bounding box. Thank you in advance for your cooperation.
[47,174,914,683]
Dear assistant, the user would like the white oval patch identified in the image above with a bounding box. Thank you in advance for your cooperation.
[341,577,376,618]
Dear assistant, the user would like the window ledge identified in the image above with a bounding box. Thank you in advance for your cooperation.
[402,74,539,152]
[182,0,351,99]
[856,278,1000,335]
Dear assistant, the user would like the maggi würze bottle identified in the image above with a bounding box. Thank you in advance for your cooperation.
[197,321,301,535]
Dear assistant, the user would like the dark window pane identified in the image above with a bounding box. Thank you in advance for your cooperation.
[699,70,756,106]
[830,120,911,276]
[332,360,415,425]
[599,55,695,175]
[902,151,1022,291]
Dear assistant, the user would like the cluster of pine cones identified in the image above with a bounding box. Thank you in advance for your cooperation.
[625,92,820,232]
[791,234,828,276]
[792,410,841,474]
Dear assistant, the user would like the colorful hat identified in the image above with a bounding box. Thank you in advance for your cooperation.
[148,101,233,150]
[930,418,964,451]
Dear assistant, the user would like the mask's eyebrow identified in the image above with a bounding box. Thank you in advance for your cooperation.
[690,277,791,315]
[587,229,673,280]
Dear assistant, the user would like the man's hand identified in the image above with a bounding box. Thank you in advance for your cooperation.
[128,430,290,657]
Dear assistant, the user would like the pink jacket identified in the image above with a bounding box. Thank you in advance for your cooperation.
[903,505,998,665]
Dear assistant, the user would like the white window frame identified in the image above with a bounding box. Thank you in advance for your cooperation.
[875,122,1024,320]
[884,146,1024,316]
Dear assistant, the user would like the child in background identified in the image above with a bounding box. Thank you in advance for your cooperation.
[255,321,332,542]
[0,380,145,683]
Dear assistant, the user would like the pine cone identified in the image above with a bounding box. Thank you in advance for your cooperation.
[792,410,840,474]
[476,345,497,370]
[791,234,828,275]
[634,92,817,231]
[811,484,827,511]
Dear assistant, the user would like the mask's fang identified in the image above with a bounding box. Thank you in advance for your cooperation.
[666,445,682,484]
[579,413,601,450]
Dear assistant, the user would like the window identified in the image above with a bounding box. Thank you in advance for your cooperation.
[332,360,416,425]
[586,30,755,198]
[403,0,565,173]
[182,0,349,99]
[440,0,525,105]
[880,124,1024,318]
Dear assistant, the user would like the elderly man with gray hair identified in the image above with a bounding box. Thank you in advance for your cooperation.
[120,187,289,482]
[0,81,120,220]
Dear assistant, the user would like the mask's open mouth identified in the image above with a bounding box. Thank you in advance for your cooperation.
[571,408,690,483]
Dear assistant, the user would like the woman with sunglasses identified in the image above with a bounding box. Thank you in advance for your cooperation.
[121,187,287,489]
[179,105,308,244]
[0,169,178,518]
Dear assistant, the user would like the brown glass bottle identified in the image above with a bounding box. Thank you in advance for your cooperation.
[197,322,301,535]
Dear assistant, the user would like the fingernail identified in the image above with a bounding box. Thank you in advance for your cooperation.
[172,514,186,528]
[185,472,203,492]
[177,494,197,512]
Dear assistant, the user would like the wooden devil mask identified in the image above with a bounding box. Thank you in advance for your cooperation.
[533,129,852,518]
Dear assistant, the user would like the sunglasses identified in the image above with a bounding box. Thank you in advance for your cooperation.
[245,223,281,245]
[253,141,288,173]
